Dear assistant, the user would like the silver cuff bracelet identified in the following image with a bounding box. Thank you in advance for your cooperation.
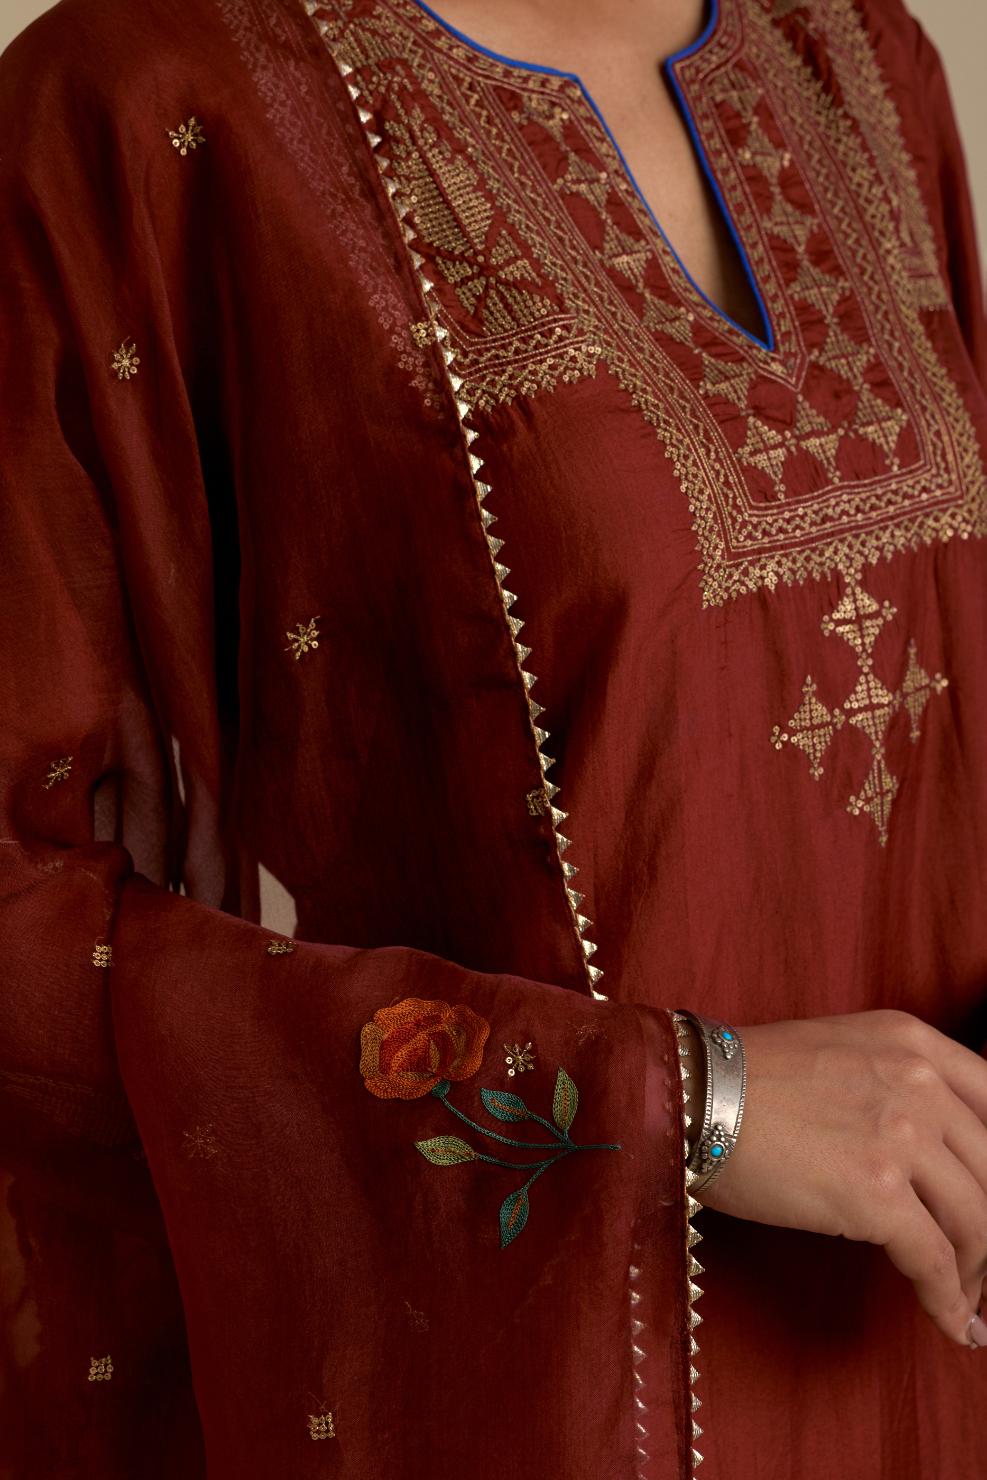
[672,1010,746,1192]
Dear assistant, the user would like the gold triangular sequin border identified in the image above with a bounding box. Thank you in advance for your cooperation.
[304,0,606,1001]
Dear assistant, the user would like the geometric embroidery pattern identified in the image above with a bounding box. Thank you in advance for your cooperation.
[771,567,948,843]
[314,0,987,606]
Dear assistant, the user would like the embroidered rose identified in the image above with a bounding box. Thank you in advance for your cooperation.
[359,996,489,1100]
[359,997,622,1245]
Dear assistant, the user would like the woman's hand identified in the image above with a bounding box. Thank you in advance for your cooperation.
[698,1009,987,1348]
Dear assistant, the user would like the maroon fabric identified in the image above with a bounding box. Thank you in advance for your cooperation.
[0,0,985,1475]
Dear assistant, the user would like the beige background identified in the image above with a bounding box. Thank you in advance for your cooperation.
[2,0,985,266]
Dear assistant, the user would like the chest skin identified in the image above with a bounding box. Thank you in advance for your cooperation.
[409,0,768,339]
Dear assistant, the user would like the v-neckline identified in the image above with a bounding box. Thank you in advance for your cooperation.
[396,0,777,355]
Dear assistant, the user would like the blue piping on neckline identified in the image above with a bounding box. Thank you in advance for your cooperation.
[661,0,776,351]
[403,0,776,354]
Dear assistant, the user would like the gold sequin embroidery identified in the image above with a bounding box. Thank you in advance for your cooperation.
[308,1412,336,1439]
[503,1041,535,1076]
[524,786,550,816]
[573,1021,605,1046]
[43,756,73,789]
[168,116,206,155]
[266,938,296,955]
[110,340,140,381]
[771,567,948,844]
[183,1124,220,1159]
[88,1355,113,1382]
[91,942,113,968]
[404,1299,429,1329]
[284,616,321,659]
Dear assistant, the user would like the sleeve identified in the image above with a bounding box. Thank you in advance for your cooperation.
[0,28,689,1480]
[907,11,987,385]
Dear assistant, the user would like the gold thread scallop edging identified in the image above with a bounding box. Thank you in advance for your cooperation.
[313,12,607,1000]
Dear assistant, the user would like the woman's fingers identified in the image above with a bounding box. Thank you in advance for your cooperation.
[911,1143,987,1312]
[704,1012,987,1346]
[881,1189,974,1346]
[886,1011,987,1127]
[943,1087,987,1205]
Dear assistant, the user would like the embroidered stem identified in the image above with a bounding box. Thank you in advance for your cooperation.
[516,1158,559,1197]
[475,1151,564,1171]
[523,1107,576,1141]
[435,1088,564,1149]
[435,1084,620,1152]
[413,1066,622,1245]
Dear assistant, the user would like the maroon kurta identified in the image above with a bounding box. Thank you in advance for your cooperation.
[1,0,985,1475]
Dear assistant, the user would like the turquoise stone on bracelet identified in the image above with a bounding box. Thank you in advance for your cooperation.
[710,1024,739,1060]
[696,1122,737,1175]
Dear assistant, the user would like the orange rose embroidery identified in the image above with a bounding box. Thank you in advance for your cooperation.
[359,996,489,1100]
[358,996,623,1247]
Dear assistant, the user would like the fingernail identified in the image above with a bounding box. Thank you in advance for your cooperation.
[966,1312,987,1349]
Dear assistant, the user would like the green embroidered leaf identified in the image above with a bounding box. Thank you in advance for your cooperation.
[415,1135,478,1166]
[430,1079,452,1098]
[552,1067,579,1132]
[499,1185,530,1247]
[480,1087,530,1123]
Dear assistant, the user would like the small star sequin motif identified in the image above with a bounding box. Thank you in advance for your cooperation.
[91,943,113,968]
[308,1413,336,1440]
[43,755,73,789]
[504,1041,535,1077]
[110,340,140,381]
[284,616,321,659]
[573,1022,605,1046]
[403,1299,429,1330]
[168,116,206,155]
[266,938,296,955]
[88,1355,113,1382]
[183,1124,219,1160]
[525,787,550,816]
